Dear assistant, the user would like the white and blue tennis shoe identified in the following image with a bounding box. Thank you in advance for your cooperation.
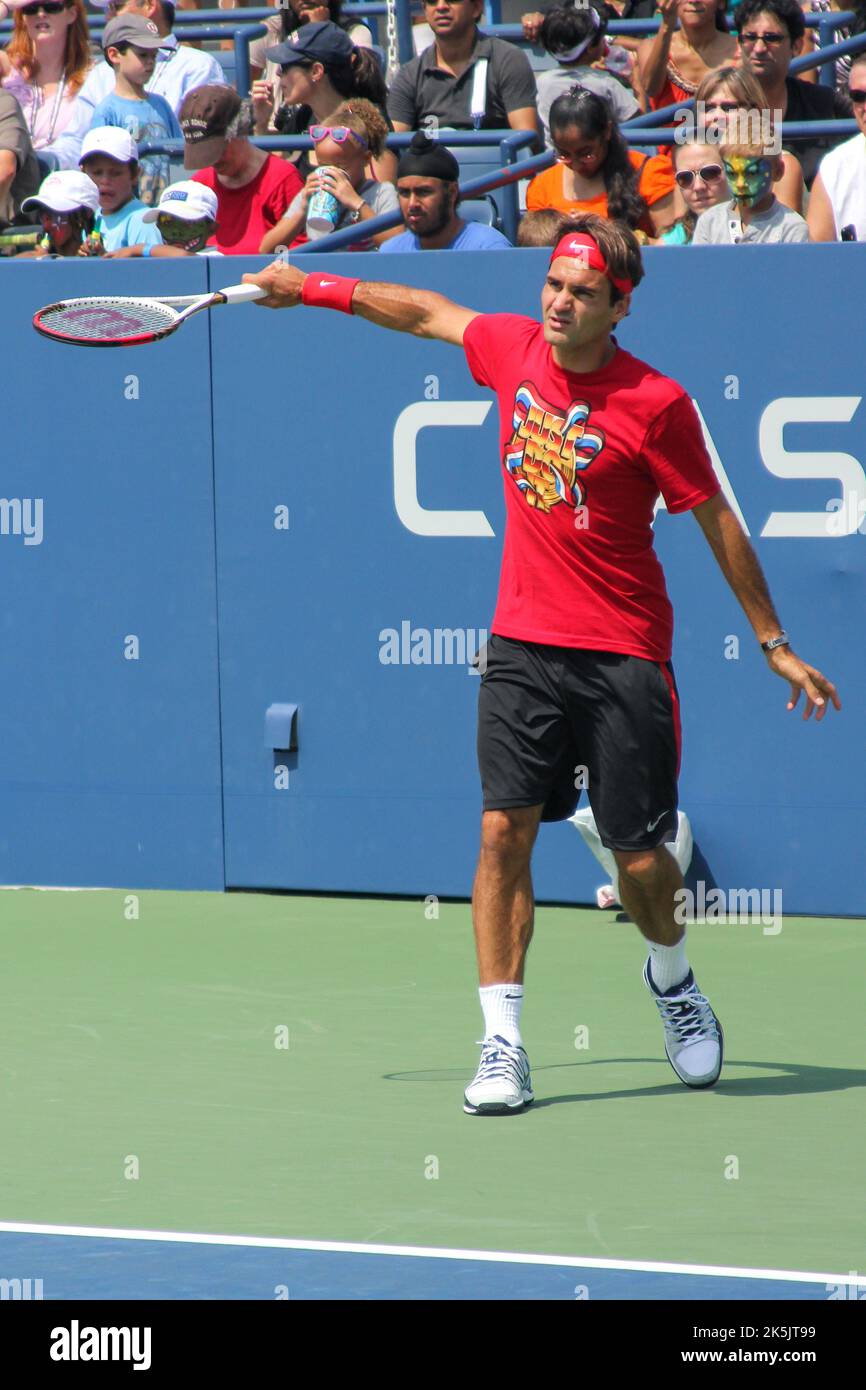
[463,1035,534,1115]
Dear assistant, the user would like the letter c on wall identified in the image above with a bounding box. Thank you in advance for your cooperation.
[393,401,495,537]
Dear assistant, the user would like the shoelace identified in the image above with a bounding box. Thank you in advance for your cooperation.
[653,987,717,1046]
[473,1038,527,1082]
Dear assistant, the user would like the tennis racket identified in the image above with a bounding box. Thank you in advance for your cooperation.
[32,282,267,347]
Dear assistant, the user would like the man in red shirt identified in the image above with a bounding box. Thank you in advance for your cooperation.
[180,86,302,255]
[244,215,840,1115]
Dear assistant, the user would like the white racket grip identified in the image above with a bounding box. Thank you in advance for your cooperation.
[217,283,268,305]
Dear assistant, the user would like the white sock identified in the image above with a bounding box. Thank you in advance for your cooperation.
[479,983,524,1046]
[648,937,689,994]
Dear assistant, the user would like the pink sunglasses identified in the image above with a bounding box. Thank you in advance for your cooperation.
[308,125,368,150]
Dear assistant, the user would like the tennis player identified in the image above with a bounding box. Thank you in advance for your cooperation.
[243,214,840,1115]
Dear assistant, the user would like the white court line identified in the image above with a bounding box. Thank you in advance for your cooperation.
[0,1221,862,1288]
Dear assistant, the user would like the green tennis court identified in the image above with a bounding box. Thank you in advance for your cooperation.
[2,887,863,1297]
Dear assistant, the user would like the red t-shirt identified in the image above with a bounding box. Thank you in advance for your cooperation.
[193,154,302,255]
[462,314,721,663]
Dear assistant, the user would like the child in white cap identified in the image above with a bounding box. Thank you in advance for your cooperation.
[17,168,102,257]
[140,179,222,256]
[78,125,163,254]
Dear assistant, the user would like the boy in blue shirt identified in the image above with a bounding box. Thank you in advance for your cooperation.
[78,126,163,254]
[90,15,181,207]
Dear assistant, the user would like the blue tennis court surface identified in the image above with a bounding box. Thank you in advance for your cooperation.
[1,1226,860,1300]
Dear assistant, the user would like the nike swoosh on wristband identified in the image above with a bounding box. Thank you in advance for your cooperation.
[646,812,667,832]
[320,280,336,286]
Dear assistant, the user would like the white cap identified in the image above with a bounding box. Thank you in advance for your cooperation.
[79,126,139,165]
[22,169,101,215]
[142,180,218,223]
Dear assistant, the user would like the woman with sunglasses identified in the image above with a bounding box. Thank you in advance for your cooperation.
[807,53,866,239]
[0,0,93,170]
[638,0,737,152]
[525,87,678,238]
[694,65,804,210]
[259,98,399,252]
[653,140,729,242]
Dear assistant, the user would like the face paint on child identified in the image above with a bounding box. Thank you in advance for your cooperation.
[723,156,774,207]
[156,213,215,252]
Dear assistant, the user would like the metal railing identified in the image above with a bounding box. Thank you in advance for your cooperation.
[140,128,536,241]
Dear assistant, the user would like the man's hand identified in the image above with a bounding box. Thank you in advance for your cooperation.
[765,646,841,721]
[521,11,544,43]
[242,261,306,308]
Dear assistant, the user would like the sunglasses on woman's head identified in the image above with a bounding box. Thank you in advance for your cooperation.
[308,124,368,149]
[674,163,724,188]
[21,1,70,13]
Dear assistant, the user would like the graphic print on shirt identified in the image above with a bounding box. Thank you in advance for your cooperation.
[505,383,605,513]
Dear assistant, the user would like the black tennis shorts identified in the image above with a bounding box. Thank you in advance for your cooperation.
[475,634,682,852]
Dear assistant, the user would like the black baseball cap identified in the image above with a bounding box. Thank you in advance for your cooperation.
[266,21,354,70]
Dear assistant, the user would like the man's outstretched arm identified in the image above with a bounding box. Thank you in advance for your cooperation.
[691,493,841,721]
[242,261,479,346]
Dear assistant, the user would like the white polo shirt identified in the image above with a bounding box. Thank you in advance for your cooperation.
[817,133,866,241]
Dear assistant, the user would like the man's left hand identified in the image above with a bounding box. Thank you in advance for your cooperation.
[765,646,841,721]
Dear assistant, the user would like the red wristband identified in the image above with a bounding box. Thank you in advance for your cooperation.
[300,272,360,314]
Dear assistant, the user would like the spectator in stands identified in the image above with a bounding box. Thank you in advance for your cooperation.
[0,85,41,220]
[535,5,640,147]
[526,87,678,237]
[180,84,302,253]
[691,136,810,238]
[798,0,861,94]
[260,98,398,251]
[0,0,93,170]
[77,123,162,248]
[807,53,866,238]
[89,15,182,204]
[379,130,511,251]
[522,2,647,110]
[140,177,222,253]
[250,0,373,91]
[254,21,395,184]
[657,139,729,241]
[515,206,562,244]
[639,0,737,131]
[17,164,100,251]
[732,0,853,183]
[77,0,226,122]
[694,63,805,210]
[388,0,540,143]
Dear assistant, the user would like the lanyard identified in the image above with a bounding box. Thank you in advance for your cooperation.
[29,73,66,146]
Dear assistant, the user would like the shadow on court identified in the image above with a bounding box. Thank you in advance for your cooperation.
[383,1057,866,1105]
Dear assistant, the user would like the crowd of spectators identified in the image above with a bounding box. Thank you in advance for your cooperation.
[1,0,865,254]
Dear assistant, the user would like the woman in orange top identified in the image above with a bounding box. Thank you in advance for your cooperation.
[525,87,679,237]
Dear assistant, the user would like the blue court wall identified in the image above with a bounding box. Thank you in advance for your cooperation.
[1,248,863,916]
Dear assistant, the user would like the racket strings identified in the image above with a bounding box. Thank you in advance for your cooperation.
[36,298,178,343]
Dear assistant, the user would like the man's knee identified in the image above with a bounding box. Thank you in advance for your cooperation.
[479,807,541,864]
[614,846,675,892]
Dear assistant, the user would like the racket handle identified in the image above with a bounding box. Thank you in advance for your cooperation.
[217,284,268,306]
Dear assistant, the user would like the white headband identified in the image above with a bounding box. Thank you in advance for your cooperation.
[550,7,601,64]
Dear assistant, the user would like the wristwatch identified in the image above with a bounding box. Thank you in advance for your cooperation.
[761,632,790,652]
